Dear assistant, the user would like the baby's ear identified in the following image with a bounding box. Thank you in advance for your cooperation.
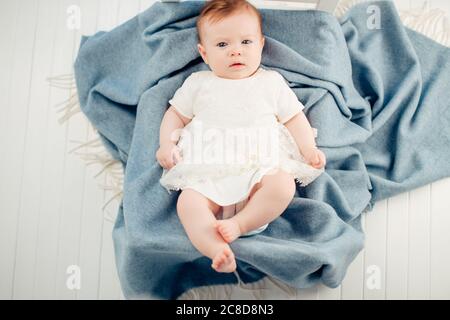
[197,43,208,64]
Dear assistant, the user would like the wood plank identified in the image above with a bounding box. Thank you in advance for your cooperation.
[50,0,87,300]
[0,0,22,301]
[407,185,430,299]
[13,0,63,299]
[32,0,73,299]
[117,0,141,25]
[95,0,124,300]
[363,200,387,299]
[97,0,121,33]
[76,125,107,300]
[340,213,365,299]
[430,179,450,299]
[0,0,40,299]
[385,193,409,299]
[98,178,122,300]
[427,0,450,301]
[140,0,158,13]
[75,0,104,300]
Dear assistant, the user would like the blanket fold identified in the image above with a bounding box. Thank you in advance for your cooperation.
[73,0,450,299]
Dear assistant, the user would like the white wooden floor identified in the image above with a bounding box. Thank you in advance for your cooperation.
[1,0,449,300]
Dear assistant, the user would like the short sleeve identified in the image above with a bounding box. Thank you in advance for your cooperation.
[275,74,305,124]
[168,73,200,119]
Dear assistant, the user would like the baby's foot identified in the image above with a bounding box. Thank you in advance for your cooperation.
[211,246,236,273]
[214,219,242,243]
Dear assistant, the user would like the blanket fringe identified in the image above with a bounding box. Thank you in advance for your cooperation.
[48,1,450,299]
[47,75,124,220]
[46,74,81,124]
[336,0,450,46]
[334,0,363,18]
[399,3,450,46]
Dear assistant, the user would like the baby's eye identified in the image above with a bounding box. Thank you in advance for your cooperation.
[242,39,252,44]
[216,42,227,48]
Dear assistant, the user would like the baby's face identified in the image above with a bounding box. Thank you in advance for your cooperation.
[197,10,265,80]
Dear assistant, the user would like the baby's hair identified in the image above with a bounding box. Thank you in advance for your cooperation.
[196,0,263,44]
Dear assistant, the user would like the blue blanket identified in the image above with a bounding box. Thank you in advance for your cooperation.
[74,0,450,299]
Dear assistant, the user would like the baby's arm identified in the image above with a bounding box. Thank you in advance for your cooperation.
[156,106,192,169]
[284,112,326,169]
[160,106,191,145]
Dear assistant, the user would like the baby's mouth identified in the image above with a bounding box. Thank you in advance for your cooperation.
[230,63,245,67]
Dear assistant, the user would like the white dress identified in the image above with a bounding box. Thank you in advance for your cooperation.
[159,67,324,236]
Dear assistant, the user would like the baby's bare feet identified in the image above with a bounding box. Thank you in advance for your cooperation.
[211,246,236,273]
[214,219,242,243]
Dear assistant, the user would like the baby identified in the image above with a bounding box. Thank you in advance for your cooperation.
[156,0,326,273]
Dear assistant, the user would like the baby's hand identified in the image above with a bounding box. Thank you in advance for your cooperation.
[302,147,326,169]
[156,142,182,170]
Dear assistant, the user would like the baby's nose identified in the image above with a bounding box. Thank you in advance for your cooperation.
[230,47,242,56]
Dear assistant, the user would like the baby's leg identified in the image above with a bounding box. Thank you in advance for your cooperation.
[177,188,236,273]
[215,168,295,243]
